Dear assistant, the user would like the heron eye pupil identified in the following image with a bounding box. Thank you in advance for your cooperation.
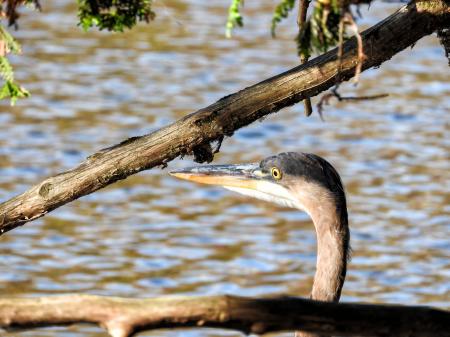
[271,167,282,180]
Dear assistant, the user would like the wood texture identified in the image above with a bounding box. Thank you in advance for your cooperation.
[0,1,448,235]
[0,294,448,337]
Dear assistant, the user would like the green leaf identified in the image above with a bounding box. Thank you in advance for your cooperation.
[271,0,295,37]
[0,81,30,106]
[0,26,29,104]
[0,25,22,54]
[0,56,14,82]
[226,0,244,38]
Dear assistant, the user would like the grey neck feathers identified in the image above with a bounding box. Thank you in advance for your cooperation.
[309,201,349,302]
[291,180,350,302]
[294,182,349,337]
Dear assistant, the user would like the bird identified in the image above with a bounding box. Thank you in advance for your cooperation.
[170,152,350,337]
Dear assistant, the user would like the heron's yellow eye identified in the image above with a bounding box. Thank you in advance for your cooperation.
[271,167,282,180]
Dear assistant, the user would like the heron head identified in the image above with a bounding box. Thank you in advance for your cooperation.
[169,152,345,214]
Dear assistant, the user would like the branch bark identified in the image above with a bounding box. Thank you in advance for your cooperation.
[1,294,448,337]
[0,1,449,235]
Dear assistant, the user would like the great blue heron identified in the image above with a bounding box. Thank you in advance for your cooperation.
[170,152,350,337]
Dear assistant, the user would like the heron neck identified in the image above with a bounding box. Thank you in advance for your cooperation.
[308,200,349,302]
[295,207,349,337]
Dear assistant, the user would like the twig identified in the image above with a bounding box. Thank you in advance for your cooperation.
[344,11,366,84]
[337,12,346,80]
[317,87,388,115]
[298,0,313,116]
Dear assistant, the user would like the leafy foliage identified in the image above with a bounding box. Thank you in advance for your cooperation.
[0,25,29,105]
[0,0,373,104]
[226,0,349,58]
[0,1,40,104]
[0,25,20,54]
[271,0,295,37]
[0,55,14,82]
[0,0,157,104]
[226,0,244,38]
[77,0,156,32]
[0,75,30,106]
[297,0,343,59]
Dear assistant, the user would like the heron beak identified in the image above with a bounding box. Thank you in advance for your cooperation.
[169,163,264,190]
[170,162,299,209]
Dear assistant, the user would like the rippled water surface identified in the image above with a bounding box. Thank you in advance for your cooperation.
[0,1,449,336]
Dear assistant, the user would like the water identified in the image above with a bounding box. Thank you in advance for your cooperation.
[0,1,449,336]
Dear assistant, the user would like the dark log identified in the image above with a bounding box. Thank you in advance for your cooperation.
[0,294,448,337]
[0,1,449,235]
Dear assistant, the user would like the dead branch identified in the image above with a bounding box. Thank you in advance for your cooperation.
[317,88,388,114]
[297,0,313,116]
[0,294,448,337]
[0,0,449,236]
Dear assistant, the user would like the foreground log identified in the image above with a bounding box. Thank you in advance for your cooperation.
[0,294,448,337]
[0,0,449,235]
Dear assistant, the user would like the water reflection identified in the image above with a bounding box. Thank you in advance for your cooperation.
[0,1,449,336]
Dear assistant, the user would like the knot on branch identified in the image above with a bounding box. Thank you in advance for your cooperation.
[38,182,53,198]
[191,136,224,163]
[192,143,214,163]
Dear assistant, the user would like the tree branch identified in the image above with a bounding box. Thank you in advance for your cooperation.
[0,0,448,235]
[0,294,448,337]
